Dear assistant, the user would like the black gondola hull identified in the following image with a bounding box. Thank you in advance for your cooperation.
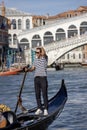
[0,79,67,130]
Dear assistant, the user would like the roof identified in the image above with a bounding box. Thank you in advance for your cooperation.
[77,6,87,11]
[0,6,32,17]
[47,6,87,20]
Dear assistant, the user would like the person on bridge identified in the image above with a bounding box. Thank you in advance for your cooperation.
[25,47,48,116]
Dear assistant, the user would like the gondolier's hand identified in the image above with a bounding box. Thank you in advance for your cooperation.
[24,68,28,72]
[23,64,30,72]
[24,65,33,72]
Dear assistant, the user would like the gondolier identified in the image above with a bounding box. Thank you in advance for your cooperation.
[25,47,48,116]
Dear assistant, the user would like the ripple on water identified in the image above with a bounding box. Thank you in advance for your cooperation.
[0,68,87,130]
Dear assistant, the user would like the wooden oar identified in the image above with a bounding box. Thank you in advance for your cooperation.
[14,71,27,113]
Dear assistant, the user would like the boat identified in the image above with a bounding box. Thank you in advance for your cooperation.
[0,79,67,130]
[81,62,87,67]
[0,68,23,76]
[0,64,29,76]
[51,62,64,71]
[55,64,64,71]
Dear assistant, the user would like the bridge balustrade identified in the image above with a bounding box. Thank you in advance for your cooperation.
[45,34,87,52]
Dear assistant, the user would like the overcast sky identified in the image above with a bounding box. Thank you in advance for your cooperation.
[1,0,87,16]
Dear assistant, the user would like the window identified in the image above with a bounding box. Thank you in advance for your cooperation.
[13,34,17,45]
[18,19,22,30]
[56,28,65,41]
[73,54,75,59]
[26,19,30,30]
[67,54,69,59]
[83,54,85,59]
[8,34,12,44]
[11,19,16,29]
[79,54,81,59]
[44,31,53,45]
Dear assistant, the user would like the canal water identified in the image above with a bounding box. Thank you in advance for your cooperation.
[0,67,87,130]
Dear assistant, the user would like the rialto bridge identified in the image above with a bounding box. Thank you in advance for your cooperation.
[18,13,87,65]
[45,34,87,65]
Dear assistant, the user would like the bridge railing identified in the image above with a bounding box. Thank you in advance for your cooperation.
[45,34,87,52]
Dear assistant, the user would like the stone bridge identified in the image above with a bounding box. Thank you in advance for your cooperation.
[45,34,87,65]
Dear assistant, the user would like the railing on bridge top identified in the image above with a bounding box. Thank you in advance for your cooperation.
[45,34,87,52]
[44,34,87,65]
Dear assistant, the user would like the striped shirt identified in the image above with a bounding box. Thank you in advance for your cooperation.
[33,57,48,77]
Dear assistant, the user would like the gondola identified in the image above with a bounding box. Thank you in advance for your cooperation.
[0,79,67,130]
[55,64,64,71]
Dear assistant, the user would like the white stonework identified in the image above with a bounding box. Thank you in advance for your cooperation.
[0,6,87,65]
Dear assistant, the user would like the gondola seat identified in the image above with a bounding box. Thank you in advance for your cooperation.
[2,111,20,129]
[3,111,17,125]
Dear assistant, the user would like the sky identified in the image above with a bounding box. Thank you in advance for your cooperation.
[0,0,87,16]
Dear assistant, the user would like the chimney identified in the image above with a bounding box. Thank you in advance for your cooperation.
[1,1,5,16]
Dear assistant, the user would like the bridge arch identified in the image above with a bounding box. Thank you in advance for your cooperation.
[46,34,87,65]
[55,45,83,62]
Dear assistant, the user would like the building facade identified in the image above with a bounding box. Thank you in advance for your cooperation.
[0,14,8,68]
[0,2,47,64]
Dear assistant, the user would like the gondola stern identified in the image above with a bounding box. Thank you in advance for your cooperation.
[61,79,68,98]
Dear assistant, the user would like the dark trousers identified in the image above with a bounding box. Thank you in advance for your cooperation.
[34,76,48,110]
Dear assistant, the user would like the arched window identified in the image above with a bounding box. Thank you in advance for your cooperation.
[43,31,53,45]
[68,25,78,38]
[13,34,17,45]
[20,38,29,43]
[18,19,22,30]
[20,38,29,50]
[80,21,87,35]
[56,28,65,41]
[11,19,16,29]
[32,35,41,48]
[26,19,30,30]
